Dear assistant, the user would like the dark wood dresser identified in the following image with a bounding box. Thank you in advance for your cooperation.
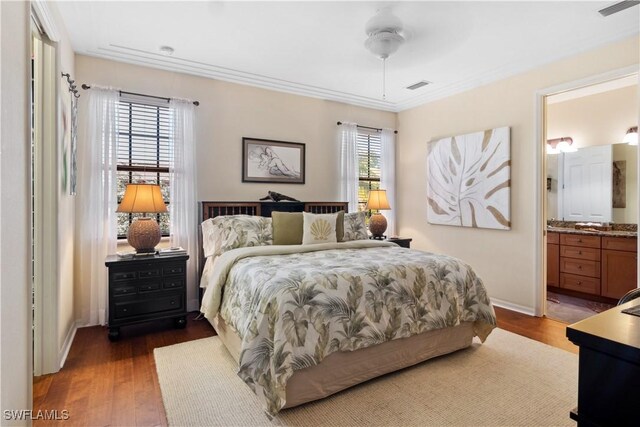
[105,254,189,341]
[566,299,640,426]
[386,237,412,248]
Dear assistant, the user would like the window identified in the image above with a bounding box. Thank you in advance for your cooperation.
[116,98,172,238]
[357,130,381,212]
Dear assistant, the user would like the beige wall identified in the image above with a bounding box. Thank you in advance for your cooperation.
[547,85,638,148]
[75,55,396,314]
[397,36,639,312]
[51,1,77,367]
[75,56,396,202]
[546,84,638,223]
[1,0,32,418]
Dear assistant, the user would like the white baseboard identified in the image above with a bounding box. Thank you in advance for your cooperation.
[491,298,536,317]
[58,320,80,369]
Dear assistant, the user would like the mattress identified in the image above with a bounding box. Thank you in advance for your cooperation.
[212,314,475,409]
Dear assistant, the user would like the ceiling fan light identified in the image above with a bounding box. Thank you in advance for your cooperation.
[364,31,405,59]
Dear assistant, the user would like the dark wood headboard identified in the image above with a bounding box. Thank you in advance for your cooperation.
[201,201,262,221]
[200,201,348,222]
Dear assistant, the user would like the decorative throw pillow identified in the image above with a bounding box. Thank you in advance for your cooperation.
[201,215,273,257]
[272,212,304,245]
[302,212,338,245]
[335,211,345,242]
[342,211,368,241]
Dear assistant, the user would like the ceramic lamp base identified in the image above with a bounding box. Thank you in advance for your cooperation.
[369,213,388,239]
[127,217,161,253]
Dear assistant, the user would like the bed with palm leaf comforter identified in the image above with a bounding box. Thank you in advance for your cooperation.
[201,239,496,416]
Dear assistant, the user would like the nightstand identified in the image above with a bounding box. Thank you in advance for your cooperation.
[386,237,412,248]
[105,253,189,341]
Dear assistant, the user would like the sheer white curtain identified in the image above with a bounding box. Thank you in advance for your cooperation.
[340,122,359,212]
[76,87,119,326]
[380,129,397,237]
[169,99,198,310]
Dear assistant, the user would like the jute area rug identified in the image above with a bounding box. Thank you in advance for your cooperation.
[154,328,577,426]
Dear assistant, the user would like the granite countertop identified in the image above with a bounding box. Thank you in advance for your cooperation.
[547,226,637,238]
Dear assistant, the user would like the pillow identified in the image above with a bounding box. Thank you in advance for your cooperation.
[302,212,338,245]
[272,212,304,245]
[336,211,345,242]
[201,215,273,257]
[342,211,368,241]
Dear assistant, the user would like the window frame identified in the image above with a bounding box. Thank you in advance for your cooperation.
[116,98,172,239]
[357,129,382,214]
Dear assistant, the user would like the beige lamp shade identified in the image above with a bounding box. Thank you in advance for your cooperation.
[366,189,391,211]
[117,183,168,214]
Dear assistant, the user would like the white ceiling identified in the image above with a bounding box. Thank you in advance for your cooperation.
[56,1,640,112]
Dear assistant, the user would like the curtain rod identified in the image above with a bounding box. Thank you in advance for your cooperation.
[336,121,397,134]
[81,84,200,106]
[61,73,80,98]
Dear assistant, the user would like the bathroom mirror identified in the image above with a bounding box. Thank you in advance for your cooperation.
[547,143,637,224]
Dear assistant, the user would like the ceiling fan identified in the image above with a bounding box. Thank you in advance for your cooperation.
[364,8,406,101]
[598,0,640,16]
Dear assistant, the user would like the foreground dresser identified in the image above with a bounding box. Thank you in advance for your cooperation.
[567,299,640,426]
[105,254,189,341]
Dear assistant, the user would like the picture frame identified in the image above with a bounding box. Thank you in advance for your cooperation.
[242,137,305,184]
[426,126,511,230]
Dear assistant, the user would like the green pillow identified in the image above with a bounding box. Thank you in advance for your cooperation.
[272,212,304,245]
[336,211,345,242]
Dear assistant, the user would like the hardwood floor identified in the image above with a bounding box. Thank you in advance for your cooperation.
[33,307,576,426]
[495,306,577,353]
[33,314,215,427]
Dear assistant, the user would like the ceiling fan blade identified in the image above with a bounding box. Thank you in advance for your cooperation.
[599,0,640,17]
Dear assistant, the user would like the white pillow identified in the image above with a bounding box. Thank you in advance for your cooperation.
[201,215,272,258]
[302,212,338,245]
[342,211,368,241]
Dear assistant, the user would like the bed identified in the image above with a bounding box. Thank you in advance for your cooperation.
[199,201,496,416]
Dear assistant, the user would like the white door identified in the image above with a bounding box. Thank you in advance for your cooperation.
[562,145,612,222]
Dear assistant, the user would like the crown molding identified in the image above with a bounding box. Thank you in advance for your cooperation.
[31,0,60,42]
[81,45,398,112]
[79,27,639,114]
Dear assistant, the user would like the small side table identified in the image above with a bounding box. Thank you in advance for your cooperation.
[105,253,189,341]
[386,237,412,248]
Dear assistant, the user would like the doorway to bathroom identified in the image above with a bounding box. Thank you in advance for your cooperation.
[542,72,639,323]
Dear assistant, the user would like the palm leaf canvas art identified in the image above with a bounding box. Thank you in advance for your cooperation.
[427,127,511,230]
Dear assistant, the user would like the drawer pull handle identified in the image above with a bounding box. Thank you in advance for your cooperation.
[171,301,176,305]
[578,266,582,269]
[122,308,127,312]
[577,281,582,285]
[578,251,582,255]
[577,239,582,243]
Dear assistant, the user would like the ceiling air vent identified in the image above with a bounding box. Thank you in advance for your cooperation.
[598,1,639,17]
[406,81,431,90]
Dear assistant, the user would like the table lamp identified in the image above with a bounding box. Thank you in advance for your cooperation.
[366,189,391,239]
[117,183,168,253]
